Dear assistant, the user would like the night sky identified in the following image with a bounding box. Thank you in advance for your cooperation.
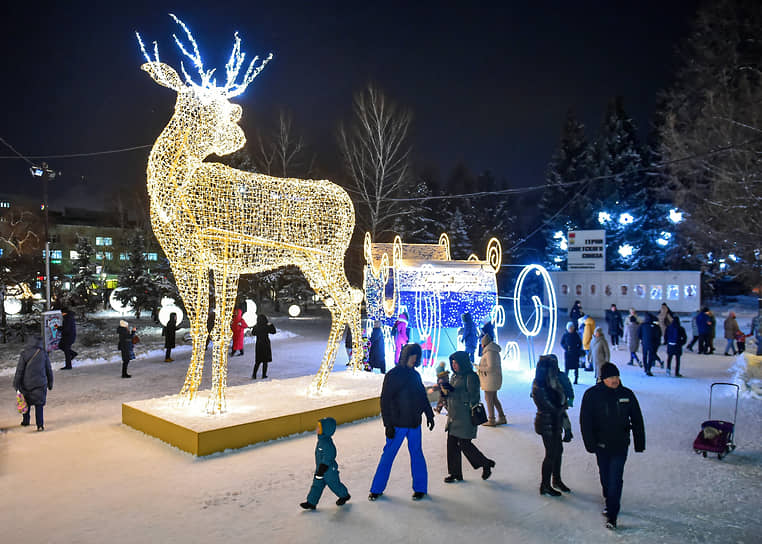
[0,1,699,213]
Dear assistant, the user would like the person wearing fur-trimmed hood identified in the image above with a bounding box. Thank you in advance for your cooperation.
[443,351,495,483]
[300,417,350,510]
[14,336,53,431]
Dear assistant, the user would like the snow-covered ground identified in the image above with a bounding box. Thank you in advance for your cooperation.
[1,309,761,543]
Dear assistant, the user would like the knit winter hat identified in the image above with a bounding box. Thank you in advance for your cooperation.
[600,362,620,380]
[119,320,128,328]
[436,361,446,374]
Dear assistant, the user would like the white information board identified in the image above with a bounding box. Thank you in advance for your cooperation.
[567,230,606,271]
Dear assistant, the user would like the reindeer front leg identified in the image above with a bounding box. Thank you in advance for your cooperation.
[207,269,239,414]
[309,305,344,395]
[177,267,210,404]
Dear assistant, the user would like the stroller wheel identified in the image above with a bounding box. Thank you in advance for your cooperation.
[702,451,707,458]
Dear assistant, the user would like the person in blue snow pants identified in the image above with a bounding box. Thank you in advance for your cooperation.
[369,343,435,501]
[300,417,350,509]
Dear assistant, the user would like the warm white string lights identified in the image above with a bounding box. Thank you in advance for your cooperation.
[138,16,362,413]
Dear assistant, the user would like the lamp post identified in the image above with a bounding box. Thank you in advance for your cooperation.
[30,162,57,311]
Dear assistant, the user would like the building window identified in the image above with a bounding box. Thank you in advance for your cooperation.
[0,248,3,256]
[120,252,128,261]
[95,236,113,246]
[0,201,10,208]
[70,250,79,260]
[50,250,62,259]
[147,252,158,261]
[96,251,103,260]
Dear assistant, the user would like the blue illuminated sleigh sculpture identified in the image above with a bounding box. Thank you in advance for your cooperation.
[363,233,502,373]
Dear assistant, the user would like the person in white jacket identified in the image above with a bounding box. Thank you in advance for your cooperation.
[477,334,506,426]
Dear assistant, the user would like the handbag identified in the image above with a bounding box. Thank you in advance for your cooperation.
[16,391,28,414]
[132,334,140,345]
[464,373,488,426]
[470,402,488,426]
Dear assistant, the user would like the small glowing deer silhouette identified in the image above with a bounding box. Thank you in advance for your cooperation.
[137,15,363,413]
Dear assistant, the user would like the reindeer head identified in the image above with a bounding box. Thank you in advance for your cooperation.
[138,14,272,158]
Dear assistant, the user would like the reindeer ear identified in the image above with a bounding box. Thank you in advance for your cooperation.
[141,62,184,91]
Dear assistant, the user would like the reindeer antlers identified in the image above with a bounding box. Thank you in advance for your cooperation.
[136,14,273,97]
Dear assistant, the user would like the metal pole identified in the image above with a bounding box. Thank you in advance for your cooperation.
[43,172,51,311]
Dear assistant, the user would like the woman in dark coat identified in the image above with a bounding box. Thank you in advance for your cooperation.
[443,351,495,483]
[569,300,583,324]
[251,314,276,379]
[605,304,624,350]
[368,320,386,373]
[14,337,53,430]
[532,354,569,496]
[162,312,178,362]
[665,316,687,377]
[560,322,582,384]
[117,319,137,378]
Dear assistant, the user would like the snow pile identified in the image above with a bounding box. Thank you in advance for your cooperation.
[732,352,762,399]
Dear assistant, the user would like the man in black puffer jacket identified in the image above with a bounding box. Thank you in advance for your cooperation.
[580,363,645,531]
[369,343,435,502]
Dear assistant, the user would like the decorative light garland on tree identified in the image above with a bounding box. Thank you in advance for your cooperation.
[137,15,362,413]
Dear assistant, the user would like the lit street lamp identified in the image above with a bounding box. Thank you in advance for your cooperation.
[30,162,58,310]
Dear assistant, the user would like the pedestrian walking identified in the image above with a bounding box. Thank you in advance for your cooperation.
[344,324,353,361]
[580,363,646,530]
[369,343,435,501]
[605,304,623,350]
[532,354,571,496]
[569,300,583,324]
[707,309,717,354]
[723,312,740,356]
[623,315,641,366]
[458,312,479,363]
[582,314,596,369]
[230,308,248,356]
[251,314,276,379]
[442,351,495,483]
[162,312,178,362]
[665,316,687,377]
[368,320,386,373]
[590,327,611,380]
[477,334,506,426]
[300,417,351,510]
[685,309,700,352]
[560,322,583,384]
[696,307,713,354]
[13,336,53,431]
[117,320,137,378]
[392,312,409,365]
[57,307,77,370]
[638,314,660,376]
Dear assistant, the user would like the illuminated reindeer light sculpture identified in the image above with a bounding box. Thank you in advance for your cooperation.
[137,16,363,413]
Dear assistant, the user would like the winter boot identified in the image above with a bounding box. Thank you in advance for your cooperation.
[336,494,351,506]
[540,484,561,497]
[299,502,316,510]
[482,459,495,480]
[484,419,497,427]
[497,415,507,425]
[552,478,571,492]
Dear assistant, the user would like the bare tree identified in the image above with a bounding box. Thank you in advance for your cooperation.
[255,110,313,177]
[658,0,762,283]
[338,84,413,239]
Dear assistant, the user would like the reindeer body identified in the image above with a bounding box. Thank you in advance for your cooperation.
[139,24,362,412]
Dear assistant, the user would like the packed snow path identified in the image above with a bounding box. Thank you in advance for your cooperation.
[1,316,760,543]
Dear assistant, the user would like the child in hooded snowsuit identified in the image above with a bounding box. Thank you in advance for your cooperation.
[430,361,454,413]
[300,417,351,510]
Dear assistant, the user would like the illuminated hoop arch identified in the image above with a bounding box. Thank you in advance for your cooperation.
[513,264,557,356]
